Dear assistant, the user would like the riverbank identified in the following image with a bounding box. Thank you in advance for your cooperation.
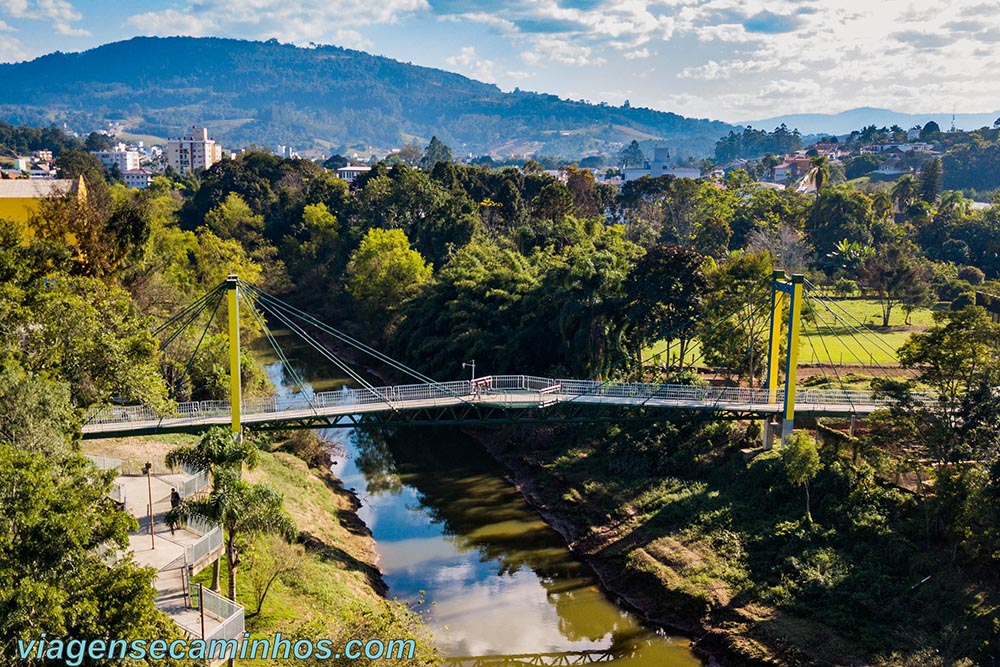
[83,433,438,666]
[470,421,994,667]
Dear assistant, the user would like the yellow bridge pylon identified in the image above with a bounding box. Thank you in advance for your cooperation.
[226,274,242,436]
[765,270,804,446]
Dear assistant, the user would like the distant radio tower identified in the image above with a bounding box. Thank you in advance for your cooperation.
[951,106,956,133]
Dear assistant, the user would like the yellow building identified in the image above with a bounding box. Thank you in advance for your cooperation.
[0,177,87,225]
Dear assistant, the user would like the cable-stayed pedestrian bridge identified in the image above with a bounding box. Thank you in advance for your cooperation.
[81,272,924,444]
[81,375,911,439]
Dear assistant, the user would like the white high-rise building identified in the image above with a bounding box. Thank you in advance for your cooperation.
[167,126,223,174]
[91,144,140,173]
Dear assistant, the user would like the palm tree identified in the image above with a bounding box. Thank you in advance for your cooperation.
[807,155,830,192]
[165,427,259,590]
[938,190,971,217]
[891,174,919,213]
[872,189,894,220]
[165,427,259,478]
[172,469,296,602]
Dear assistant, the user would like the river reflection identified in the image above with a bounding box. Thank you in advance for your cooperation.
[337,428,701,665]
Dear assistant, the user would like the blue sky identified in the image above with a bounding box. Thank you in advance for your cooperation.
[2,0,999,122]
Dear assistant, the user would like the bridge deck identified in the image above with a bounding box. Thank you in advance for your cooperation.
[82,375,912,438]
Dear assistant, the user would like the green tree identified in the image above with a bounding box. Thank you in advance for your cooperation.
[166,427,260,591]
[699,251,774,383]
[204,192,266,245]
[782,432,821,524]
[620,140,645,168]
[898,307,1000,406]
[173,471,296,602]
[919,120,941,140]
[871,189,894,220]
[395,143,423,166]
[0,445,188,664]
[624,244,706,368]
[807,186,874,268]
[565,166,600,218]
[389,241,540,379]
[532,181,574,224]
[165,427,260,481]
[419,136,453,170]
[346,228,432,336]
[13,277,166,407]
[0,364,78,458]
[281,202,342,298]
[919,157,942,203]
[858,240,929,326]
[938,190,970,217]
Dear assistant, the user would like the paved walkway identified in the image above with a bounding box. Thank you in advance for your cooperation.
[118,473,223,639]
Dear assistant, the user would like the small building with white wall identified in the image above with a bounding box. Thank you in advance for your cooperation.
[622,147,701,182]
[92,144,141,173]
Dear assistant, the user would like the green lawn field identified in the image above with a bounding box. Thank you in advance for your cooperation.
[800,297,937,366]
[642,298,940,370]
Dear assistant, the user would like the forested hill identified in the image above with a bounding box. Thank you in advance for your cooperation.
[0,36,734,158]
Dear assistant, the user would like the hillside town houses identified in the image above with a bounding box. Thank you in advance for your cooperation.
[0,121,946,198]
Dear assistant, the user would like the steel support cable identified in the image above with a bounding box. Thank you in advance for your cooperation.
[256,300,381,396]
[802,290,898,381]
[803,278,908,361]
[242,292,318,413]
[158,285,227,352]
[805,295,886,375]
[250,296,396,410]
[241,287,410,404]
[803,278,915,375]
[155,283,226,338]
[175,289,225,395]
[803,287,940,454]
[708,297,775,410]
[153,285,220,336]
[247,279,765,412]
[240,282,438,382]
[83,284,225,428]
[806,294,941,445]
[805,296,857,415]
[240,282,478,408]
[156,289,226,430]
[566,287,770,407]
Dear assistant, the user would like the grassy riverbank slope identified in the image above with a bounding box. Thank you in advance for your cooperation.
[478,421,997,667]
[84,434,438,666]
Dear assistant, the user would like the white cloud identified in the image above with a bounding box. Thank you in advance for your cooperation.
[126,0,429,44]
[2,0,30,19]
[126,8,214,37]
[446,46,496,82]
[331,29,374,51]
[623,47,650,59]
[0,33,27,61]
[520,34,607,67]
[0,0,88,36]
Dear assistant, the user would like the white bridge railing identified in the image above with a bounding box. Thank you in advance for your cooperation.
[83,376,934,428]
[188,584,244,643]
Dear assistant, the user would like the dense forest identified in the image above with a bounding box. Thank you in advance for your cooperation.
[0,37,733,159]
[3,121,1000,664]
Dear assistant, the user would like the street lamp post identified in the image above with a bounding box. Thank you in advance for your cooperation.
[142,461,155,549]
[462,359,476,382]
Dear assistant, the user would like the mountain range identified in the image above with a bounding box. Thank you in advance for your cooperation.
[741,107,1000,136]
[0,36,735,160]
